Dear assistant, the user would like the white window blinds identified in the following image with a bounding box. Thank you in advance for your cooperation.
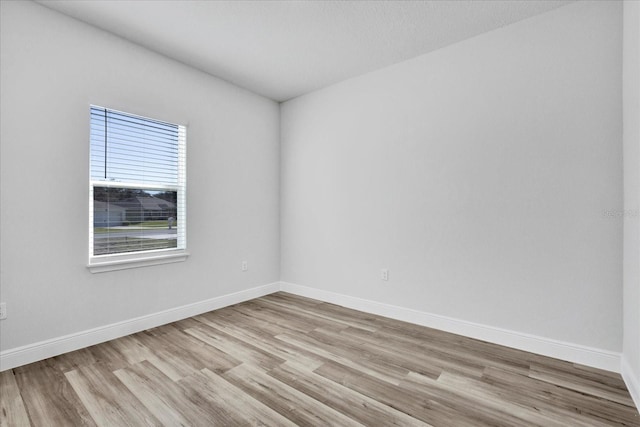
[89,106,186,257]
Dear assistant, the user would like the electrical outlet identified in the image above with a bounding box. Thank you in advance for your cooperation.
[381,269,389,281]
[0,303,6,320]
[242,261,248,272]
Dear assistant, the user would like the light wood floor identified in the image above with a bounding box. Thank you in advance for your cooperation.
[1,292,638,426]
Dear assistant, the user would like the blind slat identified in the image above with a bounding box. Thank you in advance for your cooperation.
[90,107,181,185]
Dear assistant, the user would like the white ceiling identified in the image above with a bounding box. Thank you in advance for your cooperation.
[38,0,574,102]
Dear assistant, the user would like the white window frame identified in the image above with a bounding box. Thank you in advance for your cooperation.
[87,106,188,273]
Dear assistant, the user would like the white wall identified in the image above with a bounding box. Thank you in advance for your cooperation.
[623,0,640,406]
[0,1,280,354]
[281,1,623,352]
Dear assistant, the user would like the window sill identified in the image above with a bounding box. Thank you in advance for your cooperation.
[87,250,189,273]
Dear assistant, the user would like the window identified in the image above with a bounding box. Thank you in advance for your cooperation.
[88,106,187,272]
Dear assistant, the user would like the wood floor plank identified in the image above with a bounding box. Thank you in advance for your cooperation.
[223,362,365,426]
[308,326,430,380]
[178,368,298,427]
[261,291,324,310]
[194,311,325,371]
[135,328,241,380]
[482,366,640,426]
[5,292,638,426]
[340,324,531,377]
[64,363,161,426]
[368,311,557,369]
[225,305,297,337]
[13,360,96,427]
[311,326,479,381]
[0,369,31,427]
[572,363,632,390]
[236,299,319,331]
[529,363,636,407]
[259,294,378,332]
[432,371,595,427]
[114,361,217,426]
[269,361,432,426]
[236,299,332,334]
[107,335,155,366]
[52,348,98,374]
[85,341,133,372]
[313,359,481,427]
[275,332,406,385]
[132,331,203,382]
[185,324,285,371]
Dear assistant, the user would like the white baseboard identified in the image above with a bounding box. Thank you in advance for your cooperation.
[279,281,622,373]
[621,355,640,410]
[0,282,280,372]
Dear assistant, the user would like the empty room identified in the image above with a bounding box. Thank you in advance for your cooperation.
[1,0,639,425]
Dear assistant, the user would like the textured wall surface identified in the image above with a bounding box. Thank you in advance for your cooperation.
[0,1,280,352]
[623,0,640,403]
[281,1,623,351]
